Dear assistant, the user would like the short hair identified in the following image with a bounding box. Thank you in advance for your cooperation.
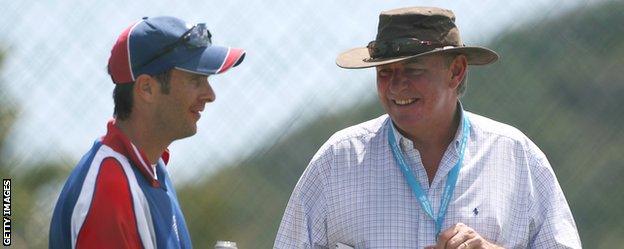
[112,70,172,120]
[444,53,469,97]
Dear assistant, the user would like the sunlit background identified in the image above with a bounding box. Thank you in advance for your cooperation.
[1,0,622,248]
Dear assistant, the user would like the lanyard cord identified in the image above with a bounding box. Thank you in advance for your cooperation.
[388,113,470,238]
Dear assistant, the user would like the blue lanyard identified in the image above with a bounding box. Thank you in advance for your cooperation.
[387,113,470,238]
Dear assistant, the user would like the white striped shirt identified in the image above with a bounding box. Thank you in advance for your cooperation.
[274,111,581,249]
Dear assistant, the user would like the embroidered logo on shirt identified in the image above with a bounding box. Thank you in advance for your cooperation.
[473,208,479,216]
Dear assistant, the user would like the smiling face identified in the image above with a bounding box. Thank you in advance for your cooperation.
[153,69,215,141]
[376,54,462,136]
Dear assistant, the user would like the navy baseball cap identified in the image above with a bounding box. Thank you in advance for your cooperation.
[107,16,246,84]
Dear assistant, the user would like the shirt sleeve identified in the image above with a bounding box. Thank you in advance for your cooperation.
[274,146,332,249]
[75,157,143,249]
[527,145,582,249]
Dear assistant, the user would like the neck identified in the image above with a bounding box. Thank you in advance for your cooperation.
[396,104,461,183]
[116,117,170,164]
[400,104,461,152]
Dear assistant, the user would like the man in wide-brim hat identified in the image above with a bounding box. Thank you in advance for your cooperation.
[275,6,581,249]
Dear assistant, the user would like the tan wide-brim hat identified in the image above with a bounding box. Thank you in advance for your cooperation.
[336,7,499,69]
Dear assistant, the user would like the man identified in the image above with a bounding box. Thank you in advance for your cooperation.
[49,16,245,248]
[274,7,581,249]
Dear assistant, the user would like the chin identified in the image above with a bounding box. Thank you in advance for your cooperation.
[174,126,198,140]
[393,117,427,132]
[392,113,424,123]
[186,127,198,137]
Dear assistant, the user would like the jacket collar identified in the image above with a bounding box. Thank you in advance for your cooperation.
[101,119,169,187]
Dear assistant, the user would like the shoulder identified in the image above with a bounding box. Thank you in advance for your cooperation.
[58,142,128,190]
[326,114,388,148]
[299,115,389,181]
[466,111,549,166]
[308,115,388,161]
[467,112,539,147]
[467,112,528,141]
[64,143,136,206]
[50,141,137,243]
[76,144,134,203]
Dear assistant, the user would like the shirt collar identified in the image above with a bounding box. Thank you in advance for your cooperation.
[389,102,467,154]
[101,119,169,187]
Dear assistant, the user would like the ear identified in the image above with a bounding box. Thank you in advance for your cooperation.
[134,74,157,103]
[449,54,468,89]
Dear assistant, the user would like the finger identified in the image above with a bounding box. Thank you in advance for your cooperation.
[435,223,462,248]
[461,237,482,249]
[446,229,475,249]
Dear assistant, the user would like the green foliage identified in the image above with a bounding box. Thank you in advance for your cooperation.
[178,1,624,248]
[2,164,71,248]
[0,43,72,249]
[0,47,16,161]
[463,2,624,246]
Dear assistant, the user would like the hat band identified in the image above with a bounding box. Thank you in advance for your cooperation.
[367,38,456,59]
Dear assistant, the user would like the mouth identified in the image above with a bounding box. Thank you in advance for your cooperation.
[190,106,205,120]
[392,98,418,106]
[190,111,201,120]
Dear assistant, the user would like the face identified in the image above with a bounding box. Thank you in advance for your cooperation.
[376,54,461,134]
[153,69,215,141]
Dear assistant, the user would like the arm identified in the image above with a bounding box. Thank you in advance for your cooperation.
[527,150,582,248]
[274,150,331,249]
[75,158,143,249]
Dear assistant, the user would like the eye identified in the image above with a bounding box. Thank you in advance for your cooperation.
[188,77,204,88]
[377,68,393,78]
[404,68,425,77]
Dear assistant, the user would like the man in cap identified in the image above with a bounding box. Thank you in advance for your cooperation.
[275,7,580,249]
[49,16,245,248]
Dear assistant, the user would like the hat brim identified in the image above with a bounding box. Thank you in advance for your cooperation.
[336,46,498,69]
[175,45,246,75]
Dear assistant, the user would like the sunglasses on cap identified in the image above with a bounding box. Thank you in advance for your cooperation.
[135,23,212,70]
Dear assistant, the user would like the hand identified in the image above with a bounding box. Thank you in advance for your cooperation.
[424,223,504,249]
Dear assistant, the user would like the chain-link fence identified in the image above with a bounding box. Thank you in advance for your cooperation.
[1,0,622,248]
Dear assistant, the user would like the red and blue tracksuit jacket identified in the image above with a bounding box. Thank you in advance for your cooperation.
[49,120,193,249]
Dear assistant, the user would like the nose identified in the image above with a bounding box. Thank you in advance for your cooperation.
[388,71,408,94]
[200,79,216,103]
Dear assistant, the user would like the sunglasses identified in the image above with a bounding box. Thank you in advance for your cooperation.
[135,23,212,70]
[367,38,445,59]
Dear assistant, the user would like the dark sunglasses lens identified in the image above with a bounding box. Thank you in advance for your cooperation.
[186,23,212,48]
